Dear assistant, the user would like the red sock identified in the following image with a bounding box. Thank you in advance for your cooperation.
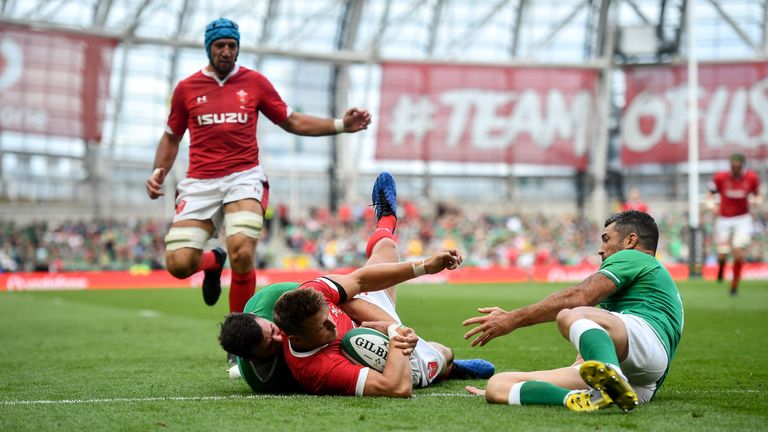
[229,270,256,313]
[731,260,743,290]
[197,250,219,272]
[366,215,398,257]
[377,215,397,233]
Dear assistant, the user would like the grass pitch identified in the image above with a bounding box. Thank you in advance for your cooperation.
[1,280,767,431]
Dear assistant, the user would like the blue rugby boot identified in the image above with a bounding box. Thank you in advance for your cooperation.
[371,172,397,222]
[448,359,496,379]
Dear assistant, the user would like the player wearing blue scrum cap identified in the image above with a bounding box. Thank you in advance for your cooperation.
[204,18,240,61]
[146,17,373,366]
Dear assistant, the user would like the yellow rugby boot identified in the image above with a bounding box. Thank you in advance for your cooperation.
[565,389,613,412]
[579,360,639,412]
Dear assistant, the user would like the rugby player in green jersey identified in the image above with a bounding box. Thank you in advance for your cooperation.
[463,210,683,413]
[219,281,403,393]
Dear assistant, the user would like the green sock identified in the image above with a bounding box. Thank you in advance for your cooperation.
[518,381,571,405]
[579,328,620,366]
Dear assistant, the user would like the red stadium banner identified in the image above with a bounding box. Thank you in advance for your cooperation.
[376,63,599,168]
[5,263,764,292]
[622,62,768,164]
[0,24,117,141]
[531,263,599,283]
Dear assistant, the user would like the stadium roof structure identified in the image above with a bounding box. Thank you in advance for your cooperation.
[0,0,766,221]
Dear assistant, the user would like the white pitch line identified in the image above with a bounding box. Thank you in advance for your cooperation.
[2,389,760,406]
[1,394,306,406]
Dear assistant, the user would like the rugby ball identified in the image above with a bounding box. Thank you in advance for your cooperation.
[340,327,389,372]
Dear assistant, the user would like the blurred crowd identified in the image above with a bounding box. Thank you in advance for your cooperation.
[1,202,766,273]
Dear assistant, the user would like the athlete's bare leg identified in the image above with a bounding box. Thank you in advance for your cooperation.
[365,238,399,302]
[223,198,263,313]
[165,219,215,278]
[467,366,586,403]
[223,199,262,274]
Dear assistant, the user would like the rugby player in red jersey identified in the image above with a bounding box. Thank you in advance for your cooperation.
[144,17,371,364]
[268,173,494,396]
[707,153,762,296]
[219,173,495,394]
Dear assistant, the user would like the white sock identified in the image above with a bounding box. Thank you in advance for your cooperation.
[568,318,604,349]
[507,382,525,405]
[228,364,241,379]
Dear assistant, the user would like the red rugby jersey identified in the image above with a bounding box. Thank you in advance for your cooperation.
[166,65,289,179]
[710,170,760,217]
[281,277,368,396]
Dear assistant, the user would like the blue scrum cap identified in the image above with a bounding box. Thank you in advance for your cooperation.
[204,18,240,60]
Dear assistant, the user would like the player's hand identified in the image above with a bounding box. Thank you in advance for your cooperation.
[342,107,372,132]
[392,326,418,356]
[462,306,516,347]
[146,167,166,199]
[360,321,418,355]
[425,249,463,273]
[465,385,486,397]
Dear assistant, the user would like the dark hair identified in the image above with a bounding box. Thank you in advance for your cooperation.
[273,289,325,336]
[604,210,659,253]
[218,313,263,359]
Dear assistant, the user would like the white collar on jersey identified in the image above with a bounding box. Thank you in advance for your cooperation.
[201,64,240,87]
[246,357,279,382]
[287,339,329,358]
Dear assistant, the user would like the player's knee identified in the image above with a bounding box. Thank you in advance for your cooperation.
[430,342,454,364]
[556,308,577,331]
[557,307,596,338]
[225,211,264,240]
[165,251,199,279]
[227,243,255,270]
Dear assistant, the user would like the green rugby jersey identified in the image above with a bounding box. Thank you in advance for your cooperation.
[236,282,301,393]
[597,249,684,362]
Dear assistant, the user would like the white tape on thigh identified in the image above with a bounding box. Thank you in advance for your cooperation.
[164,227,210,251]
[225,211,264,239]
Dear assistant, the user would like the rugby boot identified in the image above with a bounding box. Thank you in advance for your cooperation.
[202,247,227,306]
[579,360,639,413]
[371,172,397,223]
[448,359,496,379]
[565,389,613,412]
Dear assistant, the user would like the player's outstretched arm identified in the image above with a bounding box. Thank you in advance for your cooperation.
[362,325,415,397]
[462,272,615,347]
[279,107,371,136]
[146,132,181,199]
[327,248,462,299]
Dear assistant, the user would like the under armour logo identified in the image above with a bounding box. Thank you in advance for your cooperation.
[197,96,207,104]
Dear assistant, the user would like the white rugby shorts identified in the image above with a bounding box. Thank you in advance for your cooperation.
[173,166,269,230]
[355,290,446,388]
[610,312,669,403]
[715,213,754,250]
